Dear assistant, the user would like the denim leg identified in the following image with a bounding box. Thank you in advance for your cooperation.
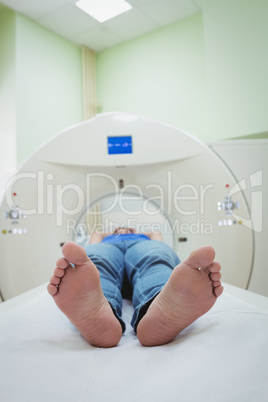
[84,243,126,333]
[125,240,181,331]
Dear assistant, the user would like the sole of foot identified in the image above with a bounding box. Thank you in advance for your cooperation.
[47,241,122,348]
[137,246,223,346]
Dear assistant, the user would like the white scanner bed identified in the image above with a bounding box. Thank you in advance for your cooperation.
[0,284,268,401]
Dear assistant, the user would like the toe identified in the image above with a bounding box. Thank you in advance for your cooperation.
[47,283,58,296]
[56,257,69,269]
[212,280,221,287]
[54,267,66,278]
[210,271,221,281]
[50,275,61,285]
[208,262,221,273]
[62,241,91,266]
[214,285,224,297]
[186,246,215,269]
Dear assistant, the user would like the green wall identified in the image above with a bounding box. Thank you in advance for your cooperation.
[97,0,268,141]
[97,13,209,140]
[0,7,16,170]
[15,14,83,164]
[202,0,268,140]
[0,7,83,165]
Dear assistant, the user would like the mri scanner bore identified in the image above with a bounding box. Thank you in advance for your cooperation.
[0,113,253,301]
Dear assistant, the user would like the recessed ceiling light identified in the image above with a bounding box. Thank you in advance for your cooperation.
[75,0,132,23]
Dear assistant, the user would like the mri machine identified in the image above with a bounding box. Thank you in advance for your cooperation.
[0,113,255,299]
[0,113,267,401]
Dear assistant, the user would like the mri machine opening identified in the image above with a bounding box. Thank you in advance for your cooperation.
[0,113,254,301]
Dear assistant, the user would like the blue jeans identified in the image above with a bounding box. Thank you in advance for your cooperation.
[84,239,180,333]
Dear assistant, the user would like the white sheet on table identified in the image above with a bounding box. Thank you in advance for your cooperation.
[0,291,268,402]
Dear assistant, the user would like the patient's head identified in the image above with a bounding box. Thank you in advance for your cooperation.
[113,227,136,235]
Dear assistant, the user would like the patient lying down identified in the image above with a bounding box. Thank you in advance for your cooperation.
[47,228,223,348]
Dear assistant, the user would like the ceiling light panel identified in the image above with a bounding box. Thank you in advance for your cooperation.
[75,0,132,23]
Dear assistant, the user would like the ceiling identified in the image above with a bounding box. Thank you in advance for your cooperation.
[0,0,202,53]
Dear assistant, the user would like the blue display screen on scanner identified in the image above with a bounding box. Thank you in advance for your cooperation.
[107,136,133,154]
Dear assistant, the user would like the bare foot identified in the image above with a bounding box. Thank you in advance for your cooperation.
[137,246,223,346]
[47,241,122,348]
